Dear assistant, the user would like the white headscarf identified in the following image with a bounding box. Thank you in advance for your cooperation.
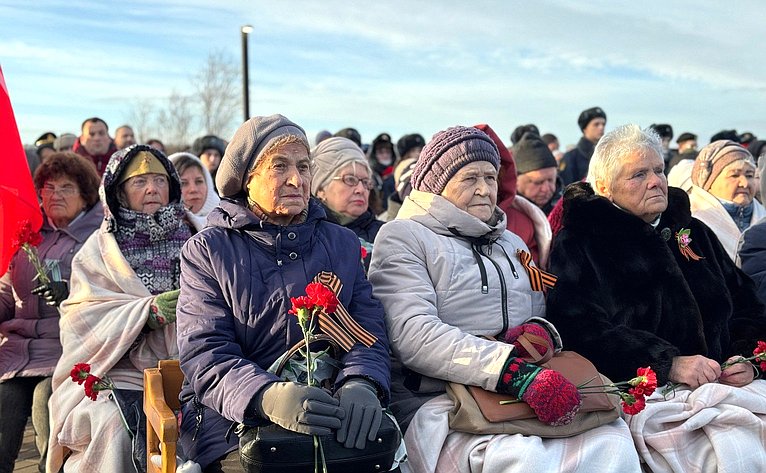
[169,152,220,228]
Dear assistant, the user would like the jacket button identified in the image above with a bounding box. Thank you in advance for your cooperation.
[287,232,297,240]
[289,252,298,260]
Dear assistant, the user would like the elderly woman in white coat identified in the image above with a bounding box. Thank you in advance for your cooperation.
[368,126,641,473]
[688,140,765,261]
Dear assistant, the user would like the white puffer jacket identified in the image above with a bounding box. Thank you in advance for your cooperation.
[369,190,559,392]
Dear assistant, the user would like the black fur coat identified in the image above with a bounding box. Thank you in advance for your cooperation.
[546,182,766,384]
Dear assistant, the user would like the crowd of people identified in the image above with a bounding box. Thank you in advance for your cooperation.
[2,108,765,473]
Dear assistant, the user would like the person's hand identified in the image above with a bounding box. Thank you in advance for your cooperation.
[255,381,344,435]
[500,323,553,359]
[147,289,180,330]
[669,355,721,388]
[496,357,581,425]
[31,281,69,307]
[334,379,382,449]
[719,355,755,387]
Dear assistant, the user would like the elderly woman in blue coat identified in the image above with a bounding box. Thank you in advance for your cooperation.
[176,114,391,472]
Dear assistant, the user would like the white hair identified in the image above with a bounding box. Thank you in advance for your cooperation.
[587,124,663,195]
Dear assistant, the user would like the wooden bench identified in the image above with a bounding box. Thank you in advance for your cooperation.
[143,360,184,473]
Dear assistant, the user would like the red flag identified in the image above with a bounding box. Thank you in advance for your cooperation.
[0,66,43,276]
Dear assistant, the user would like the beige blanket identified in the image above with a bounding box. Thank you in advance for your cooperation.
[46,229,178,473]
[627,380,766,473]
[401,394,642,473]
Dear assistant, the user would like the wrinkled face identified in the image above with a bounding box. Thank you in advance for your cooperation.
[317,162,371,219]
[441,161,498,222]
[517,167,557,207]
[121,173,170,215]
[81,121,110,155]
[40,176,86,227]
[709,160,756,206]
[583,118,606,143]
[200,149,222,172]
[246,142,311,225]
[180,166,208,213]
[115,127,136,149]
[598,149,667,223]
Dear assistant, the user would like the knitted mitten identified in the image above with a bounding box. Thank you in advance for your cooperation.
[496,357,581,426]
[148,289,180,330]
[500,323,553,359]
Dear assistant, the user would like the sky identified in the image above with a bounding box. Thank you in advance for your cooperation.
[2,0,765,151]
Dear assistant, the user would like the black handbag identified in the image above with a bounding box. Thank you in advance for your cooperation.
[238,334,402,473]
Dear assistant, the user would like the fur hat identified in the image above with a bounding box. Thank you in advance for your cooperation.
[691,140,754,191]
[513,133,557,175]
[310,137,369,195]
[649,124,673,140]
[510,124,540,145]
[676,132,697,145]
[193,135,226,157]
[215,114,309,197]
[577,107,606,131]
[739,132,756,146]
[710,130,740,143]
[397,133,426,159]
[334,127,362,148]
[411,126,500,195]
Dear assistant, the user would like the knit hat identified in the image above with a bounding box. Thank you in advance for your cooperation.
[577,107,606,131]
[215,114,309,197]
[334,127,362,148]
[691,140,755,191]
[310,137,370,195]
[397,133,426,159]
[117,150,169,185]
[411,126,500,195]
[193,135,226,157]
[513,133,557,175]
[676,132,697,145]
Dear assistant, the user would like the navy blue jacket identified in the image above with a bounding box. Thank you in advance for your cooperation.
[176,197,390,467]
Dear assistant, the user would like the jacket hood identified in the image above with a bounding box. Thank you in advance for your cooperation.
[397,189,507,241]
[99,144,182,232]
[473,124,517,208]
[562,181,693,238]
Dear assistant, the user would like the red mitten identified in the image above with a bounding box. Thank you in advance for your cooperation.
[522,369,582,426]
[501,323,553,359]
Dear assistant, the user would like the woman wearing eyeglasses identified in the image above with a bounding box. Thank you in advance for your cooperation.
[312,137,384,269]
[47,145,201,472]
[0,152,102,473]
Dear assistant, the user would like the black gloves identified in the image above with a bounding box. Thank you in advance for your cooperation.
[31,281,69,307]
[255,381,344,435]
[334,379,383,449]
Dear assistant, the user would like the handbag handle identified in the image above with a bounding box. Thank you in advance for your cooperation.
[274,333,342,377]
[516,332,554,364]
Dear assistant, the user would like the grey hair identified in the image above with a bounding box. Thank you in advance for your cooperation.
[587,124,663,195]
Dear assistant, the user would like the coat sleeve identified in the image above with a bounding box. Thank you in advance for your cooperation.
[177,233,280,424]
[738,221,766,305]
[0,268,14,323]
[368,222,513,392]
[545,233,680,384]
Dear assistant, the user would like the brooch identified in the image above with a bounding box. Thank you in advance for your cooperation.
[676,228,704,261]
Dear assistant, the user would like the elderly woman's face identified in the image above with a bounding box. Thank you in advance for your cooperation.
[441,161,498,222]
[121,173,170,214]
[317,162,371,219]
[180,166,208,213]
[246,142,311,225]
[601,149,667,223]
[709,160,756,206]
[40,175,86,228]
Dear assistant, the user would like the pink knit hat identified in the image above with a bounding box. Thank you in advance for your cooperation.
[691,140,755,191]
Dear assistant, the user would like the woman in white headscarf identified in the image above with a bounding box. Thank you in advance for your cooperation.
[169,152,220,229]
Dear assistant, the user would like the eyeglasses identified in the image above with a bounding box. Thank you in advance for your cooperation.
[127,175,169,190]
[41,185,79,198]
[332,174,374,190]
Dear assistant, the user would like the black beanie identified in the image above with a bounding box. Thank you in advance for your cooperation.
[577,107,606,131]
[513,133,557,175]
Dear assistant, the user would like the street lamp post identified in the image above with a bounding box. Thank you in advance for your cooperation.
[241,25,253,122]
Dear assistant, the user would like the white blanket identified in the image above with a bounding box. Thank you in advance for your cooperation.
[627,380,766,473]
[46,229,179,473]
[401,394,642,473]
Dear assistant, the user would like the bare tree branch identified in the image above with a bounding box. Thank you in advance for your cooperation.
[193,50,240,137]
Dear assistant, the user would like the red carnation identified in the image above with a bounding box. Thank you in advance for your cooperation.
[621,394,646,415]
[70,363,91,385]
[83,374,101,401]
[305,282,339,314]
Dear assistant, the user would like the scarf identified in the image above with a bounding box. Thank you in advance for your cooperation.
[114,202,192,294]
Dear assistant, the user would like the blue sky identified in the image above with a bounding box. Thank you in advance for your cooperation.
[2,0,765,150]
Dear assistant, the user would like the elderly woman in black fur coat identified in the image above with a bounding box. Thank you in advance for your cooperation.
[546,124,766,472]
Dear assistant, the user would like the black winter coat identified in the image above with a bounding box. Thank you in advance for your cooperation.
[558,137,595,186]
[546,183,766,384]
